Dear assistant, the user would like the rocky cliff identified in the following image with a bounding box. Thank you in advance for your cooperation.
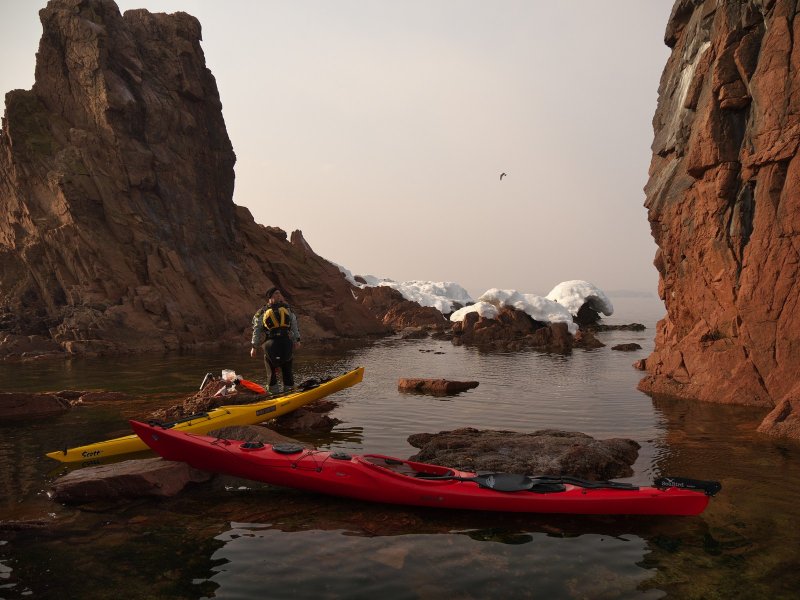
[0,0,388,358]
[640,0,800,434]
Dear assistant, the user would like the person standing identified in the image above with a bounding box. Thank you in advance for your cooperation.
[250,287,301,392]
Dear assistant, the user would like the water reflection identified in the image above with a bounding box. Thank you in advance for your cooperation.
[203,522,662,600]
[283,426,365,450]
[1,297,799,598]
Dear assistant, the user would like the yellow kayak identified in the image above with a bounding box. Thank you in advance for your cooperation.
[46,367,364,463]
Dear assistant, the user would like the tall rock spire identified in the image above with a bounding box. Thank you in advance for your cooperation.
[0,0,387,357]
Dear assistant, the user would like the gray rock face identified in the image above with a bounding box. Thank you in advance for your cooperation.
[407,428,640,480]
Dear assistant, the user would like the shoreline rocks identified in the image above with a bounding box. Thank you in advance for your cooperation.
[452,308,573,353]
[407,428,640,481]
[48,425,312,505]
[0,389,134,421]
[0,392,71,421]
[49,457,213,505]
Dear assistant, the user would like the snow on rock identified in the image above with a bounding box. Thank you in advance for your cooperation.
[546,280,614,317]
[333,261,611,335]
[376,280,472,314]
[450,301,499,321]
[332,263,473,314]
[450,288,578,335]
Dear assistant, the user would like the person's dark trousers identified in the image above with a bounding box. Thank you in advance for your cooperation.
[264,356,294,387]
[263,336,295,389]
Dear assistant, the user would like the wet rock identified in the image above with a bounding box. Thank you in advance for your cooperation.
[407,428,640,480]
[397,378,479,396]
[400,327,430,340]
[0,392,71,421]
[55,390,91,401]
[430,329,453,341]
[611,343,642,352]
[573,330,605,349]
[757,384,800,441]
[0,520,50,531]
[271,402,342,433]
[354,286,449,331]
[49,458,212,504]
[209,425,313,448]
[74,391,131,403]
[0,334,64,360]
[633,359,647,371]
[451,307,573,353]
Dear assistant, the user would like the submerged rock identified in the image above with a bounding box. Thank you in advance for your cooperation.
[0,388,136,421]
[0,392,71,421]
[611,343,642,352]
[407,428,640,480]
[573,330,605,349]
[757,384,800,441]
[267,399,342,433]
[397,378,479,396]
[49,425,310,504]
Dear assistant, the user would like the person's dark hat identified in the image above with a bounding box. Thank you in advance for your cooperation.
[265,286,280,299]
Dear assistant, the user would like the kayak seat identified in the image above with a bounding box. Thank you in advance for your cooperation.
[364,456,420,476]
[414,470,456,479]
[527,482,567,494]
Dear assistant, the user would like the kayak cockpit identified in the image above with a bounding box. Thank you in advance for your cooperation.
[359,455,456,479]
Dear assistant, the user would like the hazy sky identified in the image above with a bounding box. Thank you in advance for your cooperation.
[1,1,674,298]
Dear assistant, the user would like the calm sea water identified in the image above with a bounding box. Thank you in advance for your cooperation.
[1,296,799,599]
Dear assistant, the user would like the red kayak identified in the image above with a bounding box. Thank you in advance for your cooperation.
[130,421,720,516]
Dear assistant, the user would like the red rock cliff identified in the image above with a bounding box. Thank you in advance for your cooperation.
[0,0,388,357]
[640,0,799,415]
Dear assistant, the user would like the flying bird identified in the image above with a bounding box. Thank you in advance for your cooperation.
[500,172,507,180]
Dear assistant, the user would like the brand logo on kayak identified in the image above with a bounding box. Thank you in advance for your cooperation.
[419,495,444,503]
[660,478,685,488]
[256,406,277,416]
[81,450,101,458]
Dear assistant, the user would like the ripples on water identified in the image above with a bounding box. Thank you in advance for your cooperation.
[1,297,799,599]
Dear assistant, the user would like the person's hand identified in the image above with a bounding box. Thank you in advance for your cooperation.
[295,341,302,350]
[250,347,256,358]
